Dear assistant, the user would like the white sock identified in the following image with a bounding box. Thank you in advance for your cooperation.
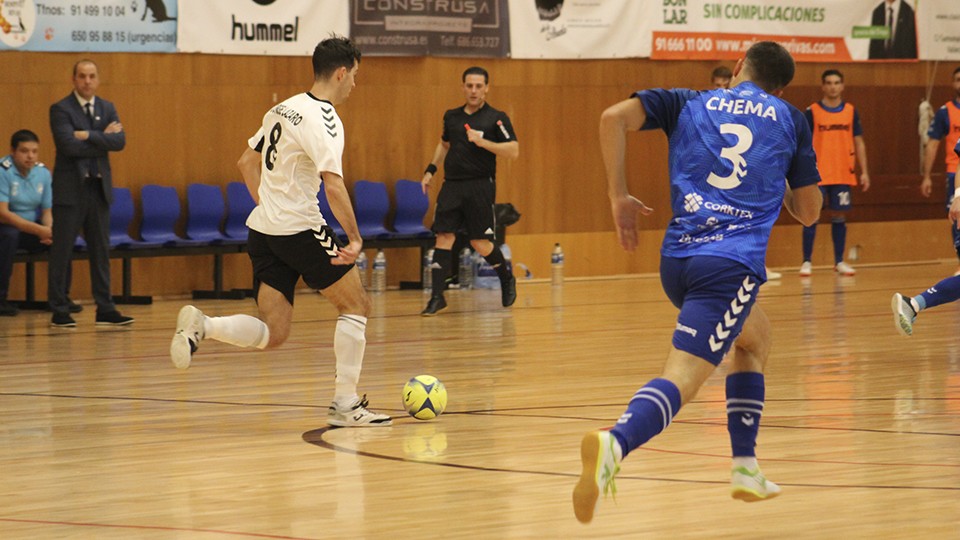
[204,315,270,349]
[732,456,759,471]
[334,315,367,404]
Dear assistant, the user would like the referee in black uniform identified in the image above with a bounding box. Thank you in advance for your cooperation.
[421,66,519,316]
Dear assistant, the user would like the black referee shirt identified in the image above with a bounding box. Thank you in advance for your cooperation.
[441,102,517,181]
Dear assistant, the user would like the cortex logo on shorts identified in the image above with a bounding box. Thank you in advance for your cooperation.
[708,277,755,352]
[683,192,703,213]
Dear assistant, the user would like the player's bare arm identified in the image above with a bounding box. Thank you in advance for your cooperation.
[854,135,870,191]
[421,140,450,194]
[323,172,362,265]
[237,146,262,204]
[920,139,940,197]
[784,183,822,226]
[600,97,654,251]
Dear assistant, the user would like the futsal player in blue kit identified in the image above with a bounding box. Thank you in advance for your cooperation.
[892,138,960,336]
[573,42,823,523]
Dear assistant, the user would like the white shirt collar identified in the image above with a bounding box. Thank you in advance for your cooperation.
[73,91,96,109]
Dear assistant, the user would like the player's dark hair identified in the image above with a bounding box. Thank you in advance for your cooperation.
[743,41,795,93]
[462,66,489,84]
[11,129,39,150]
[711,66,732,80]
[821,69,844,83]
[72,59,98,77]
[312,36,361,81]
[953,66,960,78]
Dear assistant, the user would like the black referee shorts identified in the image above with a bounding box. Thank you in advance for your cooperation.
[247,226,353,305]
[432,177,496,241]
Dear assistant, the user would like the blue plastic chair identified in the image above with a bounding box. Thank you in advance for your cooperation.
[353,180,394,240]
[139,185,208,247]
[187,183,241,245]
[109,187,161,249]
[317,183,347,239]
[224,182,255,241]
[392,179,433,238]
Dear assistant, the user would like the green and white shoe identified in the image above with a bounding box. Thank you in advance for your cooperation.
[731,466,781,502]
[573,430,621,524]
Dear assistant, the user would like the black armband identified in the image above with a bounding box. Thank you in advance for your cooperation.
[424,163,438,175]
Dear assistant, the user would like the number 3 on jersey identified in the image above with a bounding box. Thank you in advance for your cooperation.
[264,122,282,171]
[707,123,753,190]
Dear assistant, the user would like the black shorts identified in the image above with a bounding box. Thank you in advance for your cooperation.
[247,226,353,305]
[432,177,497,240]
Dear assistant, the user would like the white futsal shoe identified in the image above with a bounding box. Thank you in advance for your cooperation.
[731,466,781,502]
[573,430,621,524]
[891,292,917,336]
[327,395,393,427]
[170,305,205,369]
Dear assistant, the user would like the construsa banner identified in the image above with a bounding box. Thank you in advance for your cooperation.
[918,0,960,61]
[350,0,509,57]
[177,0,348,56]
[647,0,918,62]
[508,0,651,59]
[0,0,177,52]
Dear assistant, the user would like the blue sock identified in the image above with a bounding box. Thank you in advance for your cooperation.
[726,372,765,457]
[609,378,682,458]
[831,219,846,264]
[917,275,960,311]
[801,224,816,262]
[952,221,960,260]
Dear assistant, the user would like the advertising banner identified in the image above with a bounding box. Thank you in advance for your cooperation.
[508,0,651,59]
[349,0,509,57]
[917,0,960,61]
[0,0,177,52]
[177,0,348,56]
[647,0,919,62]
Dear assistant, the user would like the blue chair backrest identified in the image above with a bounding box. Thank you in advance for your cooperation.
[225,182,255,240]
[110,187,136,245]
[317,183,346,237]
[186,183,227,242]
[393,179,431,236]
[353,180,392,239]
[140,185,182,244]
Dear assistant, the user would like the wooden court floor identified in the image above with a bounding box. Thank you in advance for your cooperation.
[1,261,958,539]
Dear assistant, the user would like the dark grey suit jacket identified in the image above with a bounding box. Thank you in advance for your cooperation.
[49,93,126,205]
[868,1,917,60]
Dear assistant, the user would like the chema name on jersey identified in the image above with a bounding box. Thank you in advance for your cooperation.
[705,96,778,121]
[271,104,304,126]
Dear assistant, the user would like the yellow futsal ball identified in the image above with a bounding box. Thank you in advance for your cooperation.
[402,375,447,420]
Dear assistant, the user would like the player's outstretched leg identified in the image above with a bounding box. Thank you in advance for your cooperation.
[572,430,621,524]
[170,305,205,369]
[891,292,917,336]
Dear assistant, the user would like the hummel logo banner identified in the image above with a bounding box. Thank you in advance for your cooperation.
[178,0,347,55]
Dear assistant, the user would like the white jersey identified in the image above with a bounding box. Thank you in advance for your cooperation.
[245,92,344,235]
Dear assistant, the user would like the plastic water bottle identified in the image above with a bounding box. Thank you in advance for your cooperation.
[372,249,387,292]
[551,243,564,286]
[459,247,474,290]
[356,251,369,290]
[422,248,435,294]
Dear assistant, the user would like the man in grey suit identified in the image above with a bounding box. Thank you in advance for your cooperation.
[48,59,133,327]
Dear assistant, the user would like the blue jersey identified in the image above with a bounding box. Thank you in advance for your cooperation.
[637,82,820,276]
[0,155,52,222]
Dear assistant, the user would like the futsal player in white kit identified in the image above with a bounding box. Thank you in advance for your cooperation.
[169,37,391,427]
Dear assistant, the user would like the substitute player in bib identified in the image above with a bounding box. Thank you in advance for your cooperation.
[420,66,520,316]
[169,37,390,427]
[799,70,870,277]
[920,66,960,275]
[573,41,822,524]
[893,138,960,335]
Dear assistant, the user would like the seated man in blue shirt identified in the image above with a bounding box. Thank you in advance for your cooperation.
[0,130,54,316]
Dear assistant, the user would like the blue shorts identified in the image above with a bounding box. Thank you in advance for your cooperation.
[820,185,852,212]
[660,255,762,365]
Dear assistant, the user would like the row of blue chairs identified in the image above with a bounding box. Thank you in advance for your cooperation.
[320,179,433,240]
